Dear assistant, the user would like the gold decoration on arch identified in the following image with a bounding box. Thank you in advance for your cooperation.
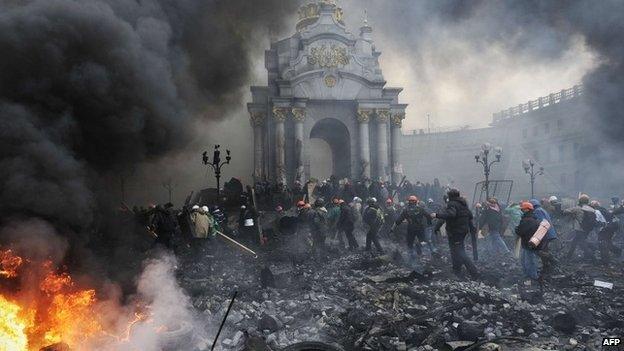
[308,44,349,68]
[324,75,337,87]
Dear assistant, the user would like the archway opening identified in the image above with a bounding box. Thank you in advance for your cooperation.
[309,139,333,180]
[309,118,351,180]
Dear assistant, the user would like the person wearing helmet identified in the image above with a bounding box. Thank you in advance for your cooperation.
[381,198,399,239]
[516,201,542,281]
[542,195,562,221]
[563,194,598,261]
[362,197,384,253]
[190,206,211,241]
[296,198,327,256]
[478,198,510,257]
[392,195,434,259]
[188,204,213,255]
[431,189,479,279]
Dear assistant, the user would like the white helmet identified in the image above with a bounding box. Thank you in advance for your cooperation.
[192,205,200,210]
[201,206,209,212]
[549,196,558,202]
[353,197,362,203]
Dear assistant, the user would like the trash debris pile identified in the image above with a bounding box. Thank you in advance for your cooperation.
[179,243,624,351]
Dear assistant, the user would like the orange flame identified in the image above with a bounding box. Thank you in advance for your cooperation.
[0,248,150,351]
[0,249,23,278]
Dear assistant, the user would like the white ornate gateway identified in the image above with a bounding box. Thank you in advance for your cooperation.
[247,0,407,184]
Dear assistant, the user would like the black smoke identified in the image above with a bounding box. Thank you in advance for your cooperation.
[0,0,296,223]
[0,0,297,281]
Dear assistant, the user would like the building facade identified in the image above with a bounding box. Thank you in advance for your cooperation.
[248,1,407,185]
[400,85,595,201]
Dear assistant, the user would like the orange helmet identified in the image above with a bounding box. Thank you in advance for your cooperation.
[386,198,393,204]
[520,201,534,211]
[297,200,305,208]
[303,203,312,209]
[408,195,418,203]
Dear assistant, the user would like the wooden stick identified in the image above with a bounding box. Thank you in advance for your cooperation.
[215,230,258,258]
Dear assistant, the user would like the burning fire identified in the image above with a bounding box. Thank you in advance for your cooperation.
[1,249,23,278]
[0,248,150,351]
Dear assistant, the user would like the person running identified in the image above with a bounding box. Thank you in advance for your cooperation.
[392,195,435,259]
[432,189,479,279]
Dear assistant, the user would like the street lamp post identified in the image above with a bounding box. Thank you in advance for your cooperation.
[202,145,231,197]
[475,142,502,200]
[522,159,543,199]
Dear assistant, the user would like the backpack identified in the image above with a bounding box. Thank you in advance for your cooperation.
[580,209,597,232]
[364,206,383,226]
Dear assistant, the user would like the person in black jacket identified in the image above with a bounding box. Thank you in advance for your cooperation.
[515,202,543,281]
[591,201,622,265]
[479,198,511,256]
[337,200,359,250]
[392,195,434,258]
[432,189,479,278]
[362,197,384,253]
[150,204,179,249]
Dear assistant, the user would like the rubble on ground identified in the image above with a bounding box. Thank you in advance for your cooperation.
[178,238,624,351]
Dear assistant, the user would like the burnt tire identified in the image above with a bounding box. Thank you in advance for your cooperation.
[158,320,194,350]
[281,341,344,351]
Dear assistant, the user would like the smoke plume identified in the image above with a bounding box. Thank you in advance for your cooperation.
[0,0,296,270]
[340,0,621,136]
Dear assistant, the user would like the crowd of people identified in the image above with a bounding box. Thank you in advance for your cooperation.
[129,175,623,285]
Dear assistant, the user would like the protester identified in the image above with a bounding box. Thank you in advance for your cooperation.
[528,199,558,275]
[515,201,546,282]
[327,198,342,247]
[479,197,511,256]
[309,198,328,255]
[239,203,259,246]
[504,203,522,235]
[392,195,434,258]
[362,197,384,253]
[150,204,179,249]
[590,200,622,264]
[337,199,359,250]
[432,189,479,279]
[382,198,398,237]
[563,194,598,261]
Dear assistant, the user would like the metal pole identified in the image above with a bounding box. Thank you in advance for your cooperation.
[427,113,431,133]
[211,290,238,351]
[216,169,221,197]
[530,169,535,199]
[484,153,490,200]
